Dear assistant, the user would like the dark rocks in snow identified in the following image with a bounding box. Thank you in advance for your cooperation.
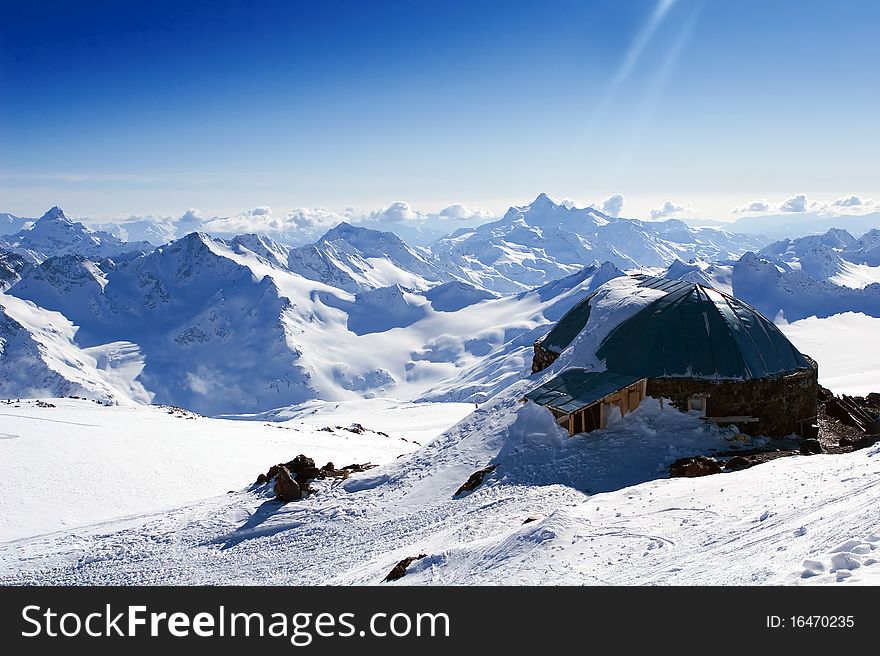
[522,516,540,525]
[347,423,366,434]
[799,438,823,455]
[341,462,378,473]
[723,455,753,471]
[35,400,56,408]
[454,464,497,496]
[383,554,427,582]
[273,466,302,502]
[254,454,374,501]
[669,456,722,478]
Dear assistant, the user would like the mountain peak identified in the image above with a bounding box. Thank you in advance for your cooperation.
[530,193,556,209]
[37,206,71,224]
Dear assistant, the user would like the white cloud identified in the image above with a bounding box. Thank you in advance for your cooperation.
[600,194,625,218]
[731,194,878,216]
[204,206,349,235]
[832,195,875,208]
[732,199,772,214]
[362,201,423,223]
[649,199,691,220]
[180,208,204,224]
[438,203,492,220]
[780,194,808,213]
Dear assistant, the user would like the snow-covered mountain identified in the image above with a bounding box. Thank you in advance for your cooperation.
[0,207,155,264]
[0,248,30,291]
[287,222,448,293]
[430,194,765,293]
[94,217,178,246]
[8,232,318,414]
[731,251,880,322]
[756,228,880,289]
[661,258,735,294]
[2,219,632,412]
[0,212,31,235]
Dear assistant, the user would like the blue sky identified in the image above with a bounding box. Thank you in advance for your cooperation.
[1,0,878,221]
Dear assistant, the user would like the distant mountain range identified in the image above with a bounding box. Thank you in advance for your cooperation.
[680,211,880,240]
[1,198,877,412]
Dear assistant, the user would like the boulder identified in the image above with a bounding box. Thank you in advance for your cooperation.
[273,465,302,502]
[723,455,752,471]
[818,385,835,403]
[799,438,823,455]
[383,554,427,582]
[669,456,722,478]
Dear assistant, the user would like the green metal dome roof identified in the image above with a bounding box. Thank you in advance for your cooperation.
[595,277,810,379]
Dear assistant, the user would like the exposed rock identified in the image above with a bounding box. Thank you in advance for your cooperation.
[839,435,880,451]
[273,466,302,502]
[454,464,497,496]
[669,456,722,478]
[522,516,540,525]
[383,554,427,582]
[818,385,835,402]
[341,462,378,473]
[800,438,823,455]
[723,455,753,471]
[254,456,375,497]
[347,423,366,434]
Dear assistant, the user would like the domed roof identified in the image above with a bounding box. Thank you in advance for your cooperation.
[594,276,810,379]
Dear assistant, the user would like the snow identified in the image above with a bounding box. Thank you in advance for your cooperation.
[780,312,880,396]
[0,397,468,542]
[829,260,880,289]
[4,391,880,586]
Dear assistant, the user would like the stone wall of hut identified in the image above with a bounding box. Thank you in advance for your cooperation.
[646,358,819,437]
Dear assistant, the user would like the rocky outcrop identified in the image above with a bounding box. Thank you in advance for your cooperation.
[454,464,497,496]
[254,454,376,502]
[669,456,722,478]
[383,554,428,582]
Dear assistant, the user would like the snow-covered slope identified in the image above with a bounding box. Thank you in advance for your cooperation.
[781,312,880,396]
[0,207,155,264]
[0,397,470,541]
[0,294,142,403]
[415,262,626,402]
[4,374,879,585]
[430,194,765,293]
